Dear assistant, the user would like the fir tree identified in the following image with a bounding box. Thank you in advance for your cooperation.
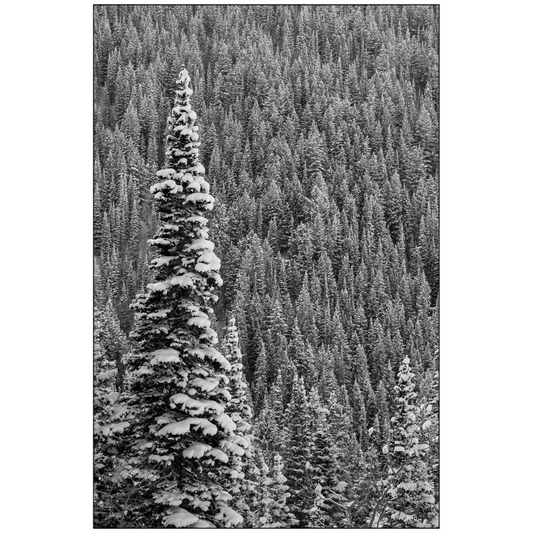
[370,356,437,528]
[283,375,314,526]
[126,67,247,528]
[222,317,254,516]
[251,452,297,528]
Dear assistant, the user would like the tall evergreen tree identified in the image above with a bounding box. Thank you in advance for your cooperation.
[126,67,247,528]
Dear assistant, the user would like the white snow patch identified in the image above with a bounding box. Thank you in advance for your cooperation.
[206,448,229,463]
[188,316,211,329]
[163,508,199,528]
[170,273,197,288]
[159,420,191,436]
[190,519,215,528]
[150,348,180,365]
[187,238,215,252]
[147,281,169,292]
[190,376,219,392]
[214,413,237,432]
[215,506,243,527]
[183,442,212,459]
[185,193,214,208]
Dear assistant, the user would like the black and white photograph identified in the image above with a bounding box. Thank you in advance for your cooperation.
[5,1,533,532]
[93,4,439,528]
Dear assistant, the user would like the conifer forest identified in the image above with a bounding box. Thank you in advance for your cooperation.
[93,4,439,528]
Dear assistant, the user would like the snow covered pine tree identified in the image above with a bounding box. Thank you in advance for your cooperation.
[222,317,254,518]
[126,67,247,528]
[370,356,438,528]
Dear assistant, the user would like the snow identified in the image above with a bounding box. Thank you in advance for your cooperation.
[185,215,208,225]
[195,260,220,273]
[185,192,215,208]
[147,281,170,292]
[183,442,212,459]
[189,163,205,174]
[96,369,117,381]
[147,309,171,319]
[111,405,127,419]
[190,376,219,392]
[188,417,218,436]
[132,365,153,375]
[221,439,245,456]
[186,181,201,192]
[170,394,222,415]
[149,238,170,246]
[196,251,221,271]
[150,179,182,195]
[159,420,191,436]
[163,508,199,528]
[170,393,198,409]
[215,506,243,527]
[206,448,229,463]
[150,348,181,365]
[231,435,250,448]
[170,273,196,288]
[173,106,186,117]
[199,327,218,342]
[189,346,231,370]
[190,519,215,528]
[188,316,211,329]
[154,491,186,506]
[187,238,215,252]
[99,421,130,436]
[156,416,216,436]
[199,399,224,414]
[156,169,176,178]
[214,413,237,432]
[151,256,174,267]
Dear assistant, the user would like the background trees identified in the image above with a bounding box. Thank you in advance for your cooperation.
[94,5,439,527]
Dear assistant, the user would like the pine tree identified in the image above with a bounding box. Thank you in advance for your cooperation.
[283,375,314,526]
[222,317,254,518]
[251,452,297,528]
[126,67,247,528]
[370,356,437,528]
[94,300,131,527]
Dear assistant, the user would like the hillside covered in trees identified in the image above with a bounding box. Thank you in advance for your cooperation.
[93,4,439,528]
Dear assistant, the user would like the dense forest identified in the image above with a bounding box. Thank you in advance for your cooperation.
[93,4,439,528]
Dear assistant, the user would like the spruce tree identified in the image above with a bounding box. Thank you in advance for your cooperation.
[283,375,314,526]
[222,317,254,517]
[251,452,297,528]
[126,67,246,528]
[371,356,437,528]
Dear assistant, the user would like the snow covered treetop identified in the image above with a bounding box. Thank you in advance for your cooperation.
[226,318,242,357]
[178,67,191,88]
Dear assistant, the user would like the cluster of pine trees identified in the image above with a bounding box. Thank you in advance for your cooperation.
[94,5,439,528]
